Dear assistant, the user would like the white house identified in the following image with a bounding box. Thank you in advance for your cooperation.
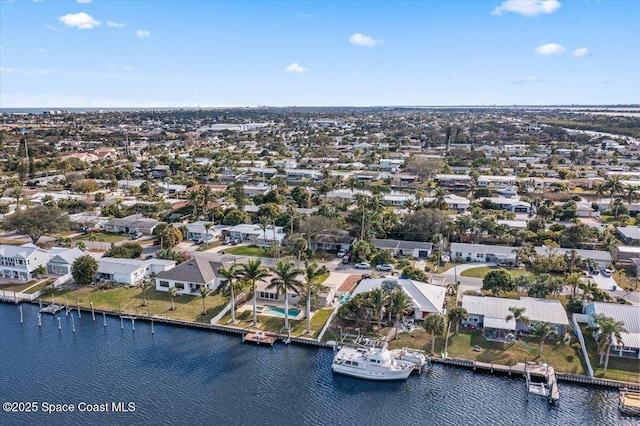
[533,246,612,268]
[97,258,175,286]
[585,302,640,360]
[104,214,162,235]
[450,243,518,264]
[155,256,224,295]
[47,247,85,275]
[228,224,286,248]
[352,277,446,320]
[185,221,218,242]
[0,243,49,281]
[462,296,570,341]
[371,239,432,259]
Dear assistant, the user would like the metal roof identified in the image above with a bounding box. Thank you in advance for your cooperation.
[462,296,569,326]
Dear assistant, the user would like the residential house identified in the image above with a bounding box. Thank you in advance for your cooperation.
[450,243,518,265]
[98,258,175,286]
[310,234,356,252]
[352,277,446,319]
[47,247,85,275]
[462,296,570,341]
[434,174,473,190]
[585,302,640,359]
[0,243,49,281]
[185,221,218,242]
[371,239,432,259]
[477,176,517,189]
[104,214,162,235]
[155,256,224,295]
[533,246,612,268]
[617,226,640,245]
[228,224,286,248]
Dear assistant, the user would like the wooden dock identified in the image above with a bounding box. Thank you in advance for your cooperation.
[620,389,640,416]
[243,330,277,346]
[39,304,64,314]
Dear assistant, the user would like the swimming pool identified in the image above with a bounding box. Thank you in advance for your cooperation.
[258,305,301,318]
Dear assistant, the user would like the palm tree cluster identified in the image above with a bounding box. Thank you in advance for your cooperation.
[217,259,328,333]
[337,283,412,334]
[590,313,626,374]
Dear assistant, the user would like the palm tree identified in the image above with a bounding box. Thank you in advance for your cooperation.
[199,285,209,315]
[505,307,528,338]
[594,182,607,200]
[423,314,445,355]
[592,313,626,374]
[140,279,152,307]
[301,261,328,334]
[611,197,625,218]
[203,222,212,246]
[388,289,411,326]
[267,261,303,331]
[565,272,582,296]
[565,250,582,274]
[168,286,178,311]
[434,187,448,210]
[366,288,388,334]
[200,185,214,214]
[187,190,201,219]
[530,322,556,356]
[601,233,622,260]
[238,259,269,326]
[447,307,469,335]
[579,279,598,303]
[605,175,624,200]
[624,185,638,204]
[218,263,241,323]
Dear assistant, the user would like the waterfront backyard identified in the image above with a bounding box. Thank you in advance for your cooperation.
[217,307,333,339]
[42,285,227,324]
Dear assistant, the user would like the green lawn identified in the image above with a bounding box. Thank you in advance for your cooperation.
[219,307,333,339]
[460,266,532,279]
[42,286,226,324]
[24,278,56,294]
[388,329,587,374]
[75,232,128,243]
[222,245,269,257]
[580,325,640,383]
[0,279,43,293]
[197,240,223,251]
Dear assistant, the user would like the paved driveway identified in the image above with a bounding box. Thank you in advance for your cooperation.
[590,273,618,291]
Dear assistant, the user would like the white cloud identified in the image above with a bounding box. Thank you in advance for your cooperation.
[77,0,93,3]
[534,43,565,55]
[349,33,382,47]
[59,12,101,29]
[0,67,14,73]
[107,21,125,28]
[296,13,313,19]
[285,63,309,74]
[493,0,561,17]
[351,70,361,76]
[573,47,589,57]
[136,30,151,38]
[108,63,134,71]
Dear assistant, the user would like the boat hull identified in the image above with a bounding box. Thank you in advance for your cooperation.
[331,364,413,381]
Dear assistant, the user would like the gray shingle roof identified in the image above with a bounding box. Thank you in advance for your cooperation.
[156,257,222,284]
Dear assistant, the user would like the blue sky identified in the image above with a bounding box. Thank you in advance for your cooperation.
[0,0,638,107]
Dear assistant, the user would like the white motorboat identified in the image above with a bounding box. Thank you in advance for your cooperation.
[331,340,417,380]
[390,347,427,368]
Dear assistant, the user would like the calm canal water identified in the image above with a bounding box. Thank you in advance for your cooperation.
[0,303,634,426]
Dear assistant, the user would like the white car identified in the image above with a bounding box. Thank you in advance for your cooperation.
[354,262,371,269]
[375,264,394,271]
[337,250,347,258]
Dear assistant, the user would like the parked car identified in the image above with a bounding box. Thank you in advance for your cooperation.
[342,255,352,264]
[337,250,347,258]
[591,268,599,275]
[144,255,154,260]
[354,262,371,269]
[376,264,394,271]
[601,268,613,277]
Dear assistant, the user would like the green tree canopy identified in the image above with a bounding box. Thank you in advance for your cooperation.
[71,254,99,285]
[482,269,515,295]
[3,205,71,243]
